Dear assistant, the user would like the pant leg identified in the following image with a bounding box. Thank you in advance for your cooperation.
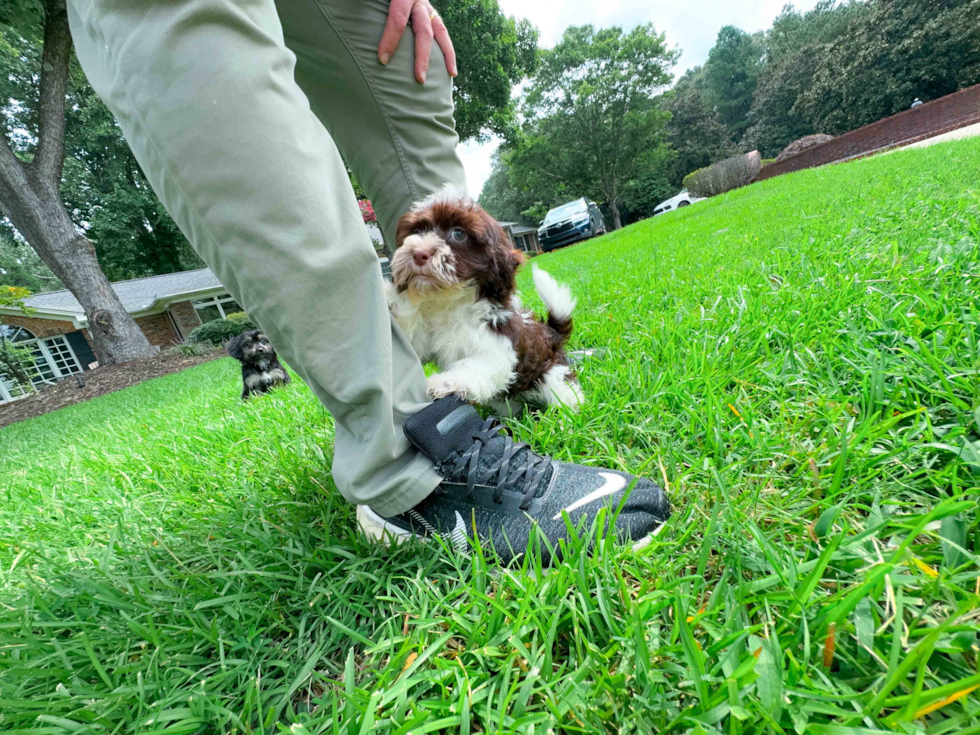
[67,0,441,515]
[275,0,468,248]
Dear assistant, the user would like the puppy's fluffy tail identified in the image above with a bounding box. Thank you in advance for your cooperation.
[532,265,576,344]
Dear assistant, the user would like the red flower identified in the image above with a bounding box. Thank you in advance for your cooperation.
[358,199,377,224]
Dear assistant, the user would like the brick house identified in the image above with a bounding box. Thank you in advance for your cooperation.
[499,222,542,255]
[0,268,239,404]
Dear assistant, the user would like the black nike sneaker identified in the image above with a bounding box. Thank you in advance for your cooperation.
[356,397,671,564]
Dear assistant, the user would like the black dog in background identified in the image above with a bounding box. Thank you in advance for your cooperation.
[227,330,290,399]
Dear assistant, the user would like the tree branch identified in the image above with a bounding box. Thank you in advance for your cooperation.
[33,0,72,186]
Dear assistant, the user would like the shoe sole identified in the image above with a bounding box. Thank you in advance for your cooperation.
[356,505,666,552]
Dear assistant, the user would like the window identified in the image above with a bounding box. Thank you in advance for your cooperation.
[379,257,392,281]
[193,293,243,322]
[0,327,82,404]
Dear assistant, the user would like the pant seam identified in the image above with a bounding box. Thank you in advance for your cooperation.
[310,0,422,203]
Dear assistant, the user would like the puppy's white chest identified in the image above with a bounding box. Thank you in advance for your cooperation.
[245,368,285,389]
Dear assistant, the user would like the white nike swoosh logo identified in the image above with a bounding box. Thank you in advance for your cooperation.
[552,472,628,520]
[445,510,469,552]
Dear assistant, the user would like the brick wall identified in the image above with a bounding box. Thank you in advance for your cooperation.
[755,84,980,182]
[5,307,186,349]
[2,314,83,339]
[168,300,202,340]
[134,313,178,347]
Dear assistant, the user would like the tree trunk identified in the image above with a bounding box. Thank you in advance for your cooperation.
[0,0,155,365]
[609,200,623,230]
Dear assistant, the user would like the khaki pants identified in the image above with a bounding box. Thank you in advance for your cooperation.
[68,0,466,514]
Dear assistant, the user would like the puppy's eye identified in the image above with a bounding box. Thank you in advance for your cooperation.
[448,228,466,243]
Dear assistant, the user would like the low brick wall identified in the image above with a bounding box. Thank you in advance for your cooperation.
[755,84,980,182]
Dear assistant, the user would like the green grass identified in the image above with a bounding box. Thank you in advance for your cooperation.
[2,139,979,734]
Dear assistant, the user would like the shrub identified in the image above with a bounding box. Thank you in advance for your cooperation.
[188,316,256,344]
[776,134,833,162]
[174,341,213,356]
[225,311,251,324]
[682,168,704,192]
[685,151,762,198]
[0,340,37,387]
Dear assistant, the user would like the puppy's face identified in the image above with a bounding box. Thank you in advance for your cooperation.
[392,193,524,303]
[228,330,275,364]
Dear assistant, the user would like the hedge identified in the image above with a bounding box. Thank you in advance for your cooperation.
[684,151,763,198]
[188,315,256,344]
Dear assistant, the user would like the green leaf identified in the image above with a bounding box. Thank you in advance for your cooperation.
[958,439,980,474]
[940,514,968,570]
[755,641,783,723]
[813,503,842,539]
[854,597,873,663]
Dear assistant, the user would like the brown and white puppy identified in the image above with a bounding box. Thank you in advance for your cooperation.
[386,188,582,413]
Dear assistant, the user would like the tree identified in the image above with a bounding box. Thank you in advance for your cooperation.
[702,26,763,143]
[433,0,538,141]
[744,1,870,156]
[664,68,737,186]
[743,0,980,155]
[0,223,62,292]
[477,153,540,225]
[512,24,677,230]
[0,0,154,364]
[797,0,980,134]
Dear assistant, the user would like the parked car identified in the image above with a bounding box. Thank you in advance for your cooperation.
[537,197,606,252]
[652,189,705,216]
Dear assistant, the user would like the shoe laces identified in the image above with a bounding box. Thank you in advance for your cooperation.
[448,417,552,511]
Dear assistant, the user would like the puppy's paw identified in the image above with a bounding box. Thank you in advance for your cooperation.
[426,374,470,400]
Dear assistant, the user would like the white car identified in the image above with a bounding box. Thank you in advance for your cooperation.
[653,190,705,216]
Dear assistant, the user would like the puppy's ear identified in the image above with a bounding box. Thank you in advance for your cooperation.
[476,212,520,303]
[227,333,245,360]
[512,249,527,268]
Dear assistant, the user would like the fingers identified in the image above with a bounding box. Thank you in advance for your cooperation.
[430,12,457,77]
[379,0,456,83]
[378,0,412,67]
[410,0,433,84]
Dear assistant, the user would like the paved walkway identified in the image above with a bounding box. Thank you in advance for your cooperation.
[894,121,980,151]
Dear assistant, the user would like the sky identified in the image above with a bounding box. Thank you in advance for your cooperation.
[458,0,822,198]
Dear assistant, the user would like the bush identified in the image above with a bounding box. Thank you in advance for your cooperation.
[188,316,256,344]
[681,167,704,192]
[225,311,251,324]
[0,340,36,386]
[175,341,213,356]
[685,151,762,198]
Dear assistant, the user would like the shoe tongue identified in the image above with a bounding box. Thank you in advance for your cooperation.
[404,397,487,465]
[404,397,553,496]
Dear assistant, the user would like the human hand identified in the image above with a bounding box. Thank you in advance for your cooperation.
[378,0,457,84]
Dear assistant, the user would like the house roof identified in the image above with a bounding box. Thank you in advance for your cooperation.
[14,268,224,319]
[509,225,538,235]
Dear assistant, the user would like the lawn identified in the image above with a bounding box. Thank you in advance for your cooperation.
[2,139,979,734]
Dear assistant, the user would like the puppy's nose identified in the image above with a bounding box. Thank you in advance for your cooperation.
[413,249,432,266]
